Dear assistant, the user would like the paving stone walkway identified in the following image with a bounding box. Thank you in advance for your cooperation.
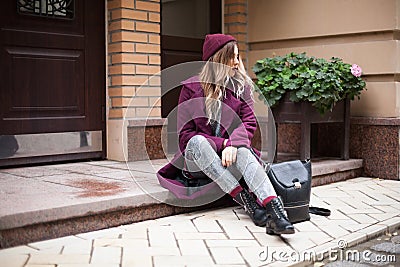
[1,177,399,267]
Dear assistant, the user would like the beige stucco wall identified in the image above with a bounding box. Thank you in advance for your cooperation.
[249,0,398,42]
[397,0,400,29]
[249,41,398,76]
[248,0,400,118]
[351,82,400,117]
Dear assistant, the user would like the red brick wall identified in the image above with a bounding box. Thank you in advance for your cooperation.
[107,0,161,119]
[224,0,248,65]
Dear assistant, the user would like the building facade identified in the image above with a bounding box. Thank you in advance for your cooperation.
[1,0,399,179]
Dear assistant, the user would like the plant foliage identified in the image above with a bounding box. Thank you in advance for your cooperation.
[252,52,367,114]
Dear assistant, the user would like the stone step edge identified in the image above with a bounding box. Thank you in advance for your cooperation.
[0,160,364,248]
[0,159,363,231]
[0,197,232,249]
[312,159,363,176]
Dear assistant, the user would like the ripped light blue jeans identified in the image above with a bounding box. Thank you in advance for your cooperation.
[184,135,277,203]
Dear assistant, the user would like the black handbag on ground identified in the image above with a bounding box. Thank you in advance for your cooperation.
[266,160,331,223]
[267,160,312,223]
[251,149,330,223]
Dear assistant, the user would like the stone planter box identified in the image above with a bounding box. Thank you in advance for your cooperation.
[270,94,350,161]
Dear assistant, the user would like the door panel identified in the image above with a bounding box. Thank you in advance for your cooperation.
[4,47,84,119]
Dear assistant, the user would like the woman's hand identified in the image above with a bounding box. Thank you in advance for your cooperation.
[222,146,237,167]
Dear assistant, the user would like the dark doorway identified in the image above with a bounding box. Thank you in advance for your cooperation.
[0,0,105,166]
[161,0,222,153]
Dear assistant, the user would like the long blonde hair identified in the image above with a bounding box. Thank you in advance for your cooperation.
[199,41,253,124]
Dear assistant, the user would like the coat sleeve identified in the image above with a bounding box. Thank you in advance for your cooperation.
[177,85,226,153]
[226,86,257,148]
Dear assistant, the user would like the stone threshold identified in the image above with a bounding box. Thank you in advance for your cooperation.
[312,158,363,186]
[0,158,363,248]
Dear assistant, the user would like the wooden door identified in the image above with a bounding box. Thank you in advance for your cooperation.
[0,0,105,164]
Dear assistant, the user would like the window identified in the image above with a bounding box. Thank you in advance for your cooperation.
[17,0,74,19]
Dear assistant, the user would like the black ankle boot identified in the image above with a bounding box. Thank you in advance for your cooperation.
[233,189,268,227]
[265,198,295,235]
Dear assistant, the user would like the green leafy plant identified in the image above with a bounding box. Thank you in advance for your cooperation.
[252,52,367,114]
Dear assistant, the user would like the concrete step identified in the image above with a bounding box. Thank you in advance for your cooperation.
[0,158,363,248]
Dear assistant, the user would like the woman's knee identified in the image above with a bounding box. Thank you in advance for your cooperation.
[187,135,218,155]
[237,147,251,158]
[187,135,207,148]
[236,147,259,168]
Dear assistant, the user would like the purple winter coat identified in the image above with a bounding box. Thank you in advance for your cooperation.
[157,76,259,199]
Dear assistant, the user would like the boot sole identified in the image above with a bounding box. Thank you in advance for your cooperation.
[255,222,266,227]
[266,228,295,235]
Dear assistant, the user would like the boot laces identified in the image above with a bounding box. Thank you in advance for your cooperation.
[241,190,258,214]
[272,198,288,220]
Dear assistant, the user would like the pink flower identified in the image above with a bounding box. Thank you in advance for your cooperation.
[351,64,362,77]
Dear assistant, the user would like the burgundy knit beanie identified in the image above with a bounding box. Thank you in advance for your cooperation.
[202,34,236,61]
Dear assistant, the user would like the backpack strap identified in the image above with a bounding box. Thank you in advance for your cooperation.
[309,206,331,217]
